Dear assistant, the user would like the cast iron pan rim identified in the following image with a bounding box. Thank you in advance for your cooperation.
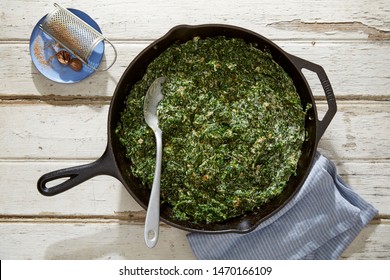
[108,24,334,233]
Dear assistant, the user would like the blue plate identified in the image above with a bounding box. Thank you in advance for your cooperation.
[30,8,104,83]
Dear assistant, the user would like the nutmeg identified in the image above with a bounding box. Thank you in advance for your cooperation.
[69,58,83,72]
[56,50,71,65]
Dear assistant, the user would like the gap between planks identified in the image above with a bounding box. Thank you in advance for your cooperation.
[0,95,112,105]
[0,212,147,224]
[1,95,390,105]
[2,38,389,44]
[0,213,387,223]
[267,20,390,41]
[1,157,390,163]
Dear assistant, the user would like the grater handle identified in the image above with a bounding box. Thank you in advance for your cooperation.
[97,38,117,71]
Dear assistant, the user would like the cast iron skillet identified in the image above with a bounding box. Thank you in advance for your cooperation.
[37,24,337,233]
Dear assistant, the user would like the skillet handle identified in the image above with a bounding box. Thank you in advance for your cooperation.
[288,54,337,140]
[37,147,118,196]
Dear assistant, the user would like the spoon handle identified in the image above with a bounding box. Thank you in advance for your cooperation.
[144,128,162,248]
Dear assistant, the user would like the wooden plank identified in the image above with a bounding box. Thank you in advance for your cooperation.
[341,220,390,260]
[317,102,390,160]
[334,161,390,214]
[1,41,389,97]
[0,160,144,216]
[0,221,194,260]
[0,220,388,259]
[0,103,109,159]
[1,0,389,40]
[1,101,389,160]
[0,43,145,97]
[277,41,390,98]
[0,160,387,216]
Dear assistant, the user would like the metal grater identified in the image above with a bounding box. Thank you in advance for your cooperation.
[39,3,117,71]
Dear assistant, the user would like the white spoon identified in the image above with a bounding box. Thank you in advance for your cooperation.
[143,77,166,248]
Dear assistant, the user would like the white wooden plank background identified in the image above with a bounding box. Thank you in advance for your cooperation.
[1,42,390,97]
[0,0,389,259]
[2,0,389,40]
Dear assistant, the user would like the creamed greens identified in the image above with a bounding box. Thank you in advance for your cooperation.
[116,37,307,223]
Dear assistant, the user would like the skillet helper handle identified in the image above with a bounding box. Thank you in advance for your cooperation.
[288,54,337,140]
[37,148,116,196]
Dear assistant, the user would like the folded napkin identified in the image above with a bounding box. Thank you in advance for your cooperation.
[187,152,378,259]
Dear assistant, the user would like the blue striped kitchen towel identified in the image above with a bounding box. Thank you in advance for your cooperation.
[187,152,378,259]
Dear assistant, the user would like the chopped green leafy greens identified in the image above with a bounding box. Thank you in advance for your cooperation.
[116,37,307,223]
